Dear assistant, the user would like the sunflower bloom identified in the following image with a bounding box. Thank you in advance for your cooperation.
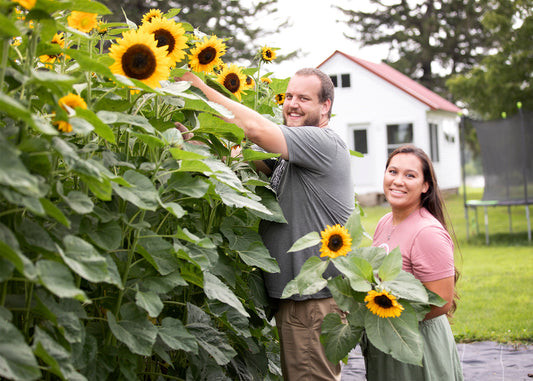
[142,9,164,24]
[39,33,65,65]
[188,35,226,73]
[260,77,272,84]
[275,93,285,105]
[68,11,98,33]
[319,224,352,258]
[216,64,247,101]
[12,0,36,10]
[260,46,277,62]
[365,289,405,318]
[55,93,87,133]
[139,17,188,66]
[109,29,172,89]
[244,75,255,90]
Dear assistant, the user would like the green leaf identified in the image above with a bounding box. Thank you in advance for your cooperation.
[36,260,89,302]
[0,13,20,37]
[236,241,280,273]
[0,92,34,128]
[378,246,402,281]
[320,313,363,364]
[137,230,180,276]
[161,201,186,218]
[0,140,44,198]
[169,147,207,160]
[106,306,158,356]
[214,181,272,216]
[345,209,365,249]
[68,0,111,14]
[32,327,86,381]
[328,276,365,313]
[281,256,329,299]
[331,253,373,292]
[61,235,109,283]
[52,138,102,180]
[135,290,163,318]
[0,223,37,280]
[0,320,41,381]
[62,190,94,214]
[242,148,280,162]
[166,172,210,197]
[187,322,237,366]
[382,271,429,303]
[97,111,155,134]
[364,303,424,366]
[76,108,116,144]
[158,317,198,353]
[197,113,244,143]
[112,170,160,211]
[287,231,320,252]
[203,272,250,317]
[251,186,287,223]
[83,219,122,251]
[18,219,56,252]
[355,246,387,269]
[40,198,71,228]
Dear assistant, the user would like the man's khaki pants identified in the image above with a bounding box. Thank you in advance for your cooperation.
[275,297,346,381]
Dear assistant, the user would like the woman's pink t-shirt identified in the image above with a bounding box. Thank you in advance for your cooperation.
[372,207,455,283]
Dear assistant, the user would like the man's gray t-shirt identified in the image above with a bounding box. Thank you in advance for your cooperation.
[259,125,355,300]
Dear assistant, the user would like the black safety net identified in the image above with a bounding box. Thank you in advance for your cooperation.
[466,111,533,204]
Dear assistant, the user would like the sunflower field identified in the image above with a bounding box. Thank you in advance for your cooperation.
[0,0,290,380]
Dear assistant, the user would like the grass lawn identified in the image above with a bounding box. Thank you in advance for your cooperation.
[357,188,533,344]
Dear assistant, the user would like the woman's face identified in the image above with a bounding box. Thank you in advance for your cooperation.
[383,153,429,213]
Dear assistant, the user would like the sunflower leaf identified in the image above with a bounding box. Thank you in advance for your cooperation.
[378,246,402,281]
[281,256,329,298]
[320,312,362,364]
[287,231,321,253]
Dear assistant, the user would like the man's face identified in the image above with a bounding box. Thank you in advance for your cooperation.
[282,74,329,127]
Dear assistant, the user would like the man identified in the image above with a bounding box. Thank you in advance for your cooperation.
[177,68,354,380]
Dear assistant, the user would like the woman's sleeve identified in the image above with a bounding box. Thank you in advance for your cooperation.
[409,226,455,282]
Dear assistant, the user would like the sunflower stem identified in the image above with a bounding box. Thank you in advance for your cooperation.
[0,39,10,92]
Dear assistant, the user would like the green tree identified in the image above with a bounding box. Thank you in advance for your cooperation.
[335,0,497,98]
[447,0,533,119]
[100,0,291,64]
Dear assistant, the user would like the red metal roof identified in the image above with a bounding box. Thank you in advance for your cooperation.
[318,50,461,114]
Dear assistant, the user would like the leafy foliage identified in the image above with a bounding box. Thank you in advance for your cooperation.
[0,1,290,379]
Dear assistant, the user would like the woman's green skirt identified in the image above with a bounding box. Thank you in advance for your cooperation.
[361,315,464,381]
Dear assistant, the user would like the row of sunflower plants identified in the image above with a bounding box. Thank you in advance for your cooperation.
[0,0,290,380]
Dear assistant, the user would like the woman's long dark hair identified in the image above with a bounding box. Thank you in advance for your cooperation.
[386,145,460,316]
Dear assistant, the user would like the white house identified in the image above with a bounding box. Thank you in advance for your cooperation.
[317,50,462,206]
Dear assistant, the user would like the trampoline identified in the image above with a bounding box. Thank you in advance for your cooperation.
[461,109,533,244]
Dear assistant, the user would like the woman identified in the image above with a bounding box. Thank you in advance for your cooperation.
[362,145,464,380]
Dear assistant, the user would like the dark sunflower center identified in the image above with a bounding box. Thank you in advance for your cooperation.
[375,295,393,308]
[265,50,272,58]
[245,76,253,85]
[122,44,157,80]
[198,47,217,64]
[154,29,175,53]
[327,234,344,251]
[223,73,241,93]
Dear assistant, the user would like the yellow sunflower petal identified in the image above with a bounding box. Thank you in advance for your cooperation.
[319,224,352,259]
[260,46,277,62]
[67,11,98,33]
[142,9,164,24]
[12,0,36,10]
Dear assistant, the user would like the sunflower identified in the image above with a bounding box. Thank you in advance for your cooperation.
[216,64,247,101]
[139,17,188,66]
[141,9,164,24]
[68,11,98,33]
[188,35,226,73]
[39,32,65,65]
[12,0,36,10]
[244,75,255,90]
[260,77,272,84]
[364,289,405,318]
[260,46,277,62]
[275,93,285,105]
[319,224,352,258]
[55,93,87,133]
[109,29,172,89]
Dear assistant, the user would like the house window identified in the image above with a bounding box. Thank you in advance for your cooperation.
[353,129,368,154]
[328,74,350,88]
[429,122,440,162]
[329,75,338,87]
[341,73,351,88]
[387,123,413,155]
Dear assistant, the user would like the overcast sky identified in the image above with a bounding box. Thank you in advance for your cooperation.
[256,0,390,78]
